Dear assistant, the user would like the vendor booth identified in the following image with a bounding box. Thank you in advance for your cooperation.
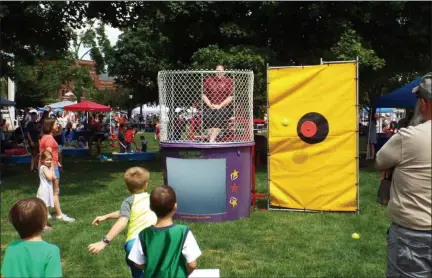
[372,77,421,154]
[63,100,111,157]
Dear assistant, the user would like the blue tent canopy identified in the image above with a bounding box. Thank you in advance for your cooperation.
[0,98,15,106]
[362,107,394,114]
[375,77,421,109]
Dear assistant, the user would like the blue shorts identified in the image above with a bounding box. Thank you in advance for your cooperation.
[124,238,143,278]
[54,166,60,179]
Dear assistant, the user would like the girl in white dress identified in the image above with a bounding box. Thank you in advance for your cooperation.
[37,150,56,231]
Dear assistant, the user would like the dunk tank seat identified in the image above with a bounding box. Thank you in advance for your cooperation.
[158,69,255,222]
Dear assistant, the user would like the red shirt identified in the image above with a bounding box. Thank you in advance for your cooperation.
[124,129,134,143]
[39,135,59,166]
[203,76,233,105]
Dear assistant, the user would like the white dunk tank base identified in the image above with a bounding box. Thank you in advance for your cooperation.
[189,269,220,277]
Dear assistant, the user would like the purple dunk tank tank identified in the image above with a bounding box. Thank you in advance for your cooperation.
[158,69,254,222]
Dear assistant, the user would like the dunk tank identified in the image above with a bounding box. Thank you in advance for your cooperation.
[158,69,254,222]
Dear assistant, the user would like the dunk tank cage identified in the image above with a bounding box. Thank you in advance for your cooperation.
[158,70,254,222]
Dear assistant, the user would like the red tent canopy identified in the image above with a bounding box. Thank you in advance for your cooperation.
[63,100,111,112]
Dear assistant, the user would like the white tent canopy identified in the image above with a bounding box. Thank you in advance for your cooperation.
[47,100,77,109]
[132,104,160,115]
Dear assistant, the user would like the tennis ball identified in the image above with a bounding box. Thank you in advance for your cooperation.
[351,233,360,239]
[282,118,289,126]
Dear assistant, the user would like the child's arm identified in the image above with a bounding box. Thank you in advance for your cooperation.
[87,216,128,255]
[91,211,120,226]
[42,165,56,181]
[88,197,133,255]
[182,231,202,276]
[187,261,197,276]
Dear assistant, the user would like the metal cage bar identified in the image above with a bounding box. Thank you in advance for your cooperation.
[355,57,360,215]
[266,63,271,210]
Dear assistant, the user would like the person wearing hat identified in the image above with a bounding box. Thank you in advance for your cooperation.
[375,73,431,277]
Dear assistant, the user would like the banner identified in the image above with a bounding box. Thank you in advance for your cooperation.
[268,63,358,211]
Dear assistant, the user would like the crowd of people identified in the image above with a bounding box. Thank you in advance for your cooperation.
[1,70,430,278]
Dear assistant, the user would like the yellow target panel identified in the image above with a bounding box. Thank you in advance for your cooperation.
[268,63,358,212]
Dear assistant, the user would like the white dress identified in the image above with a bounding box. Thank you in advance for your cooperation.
[37,165,54,208]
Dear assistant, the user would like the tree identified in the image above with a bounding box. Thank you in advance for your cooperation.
[86,86,131,109]
[0,1,144,79]
[107,1,431,108]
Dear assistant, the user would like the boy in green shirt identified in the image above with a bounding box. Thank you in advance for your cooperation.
[1,198,62,278]
[128,185,202,278]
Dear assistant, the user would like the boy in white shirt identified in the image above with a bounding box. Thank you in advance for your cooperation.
[128,185,202,278]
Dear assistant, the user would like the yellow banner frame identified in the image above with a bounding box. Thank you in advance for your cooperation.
[266,59,360,214]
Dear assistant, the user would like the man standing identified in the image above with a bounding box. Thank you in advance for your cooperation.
[26,112,40,172]
[375,73,431,278]
[202,65,233,142]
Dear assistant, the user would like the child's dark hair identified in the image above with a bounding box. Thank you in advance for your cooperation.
[9,198,47,239]
[140,135,145,140]
[150,185,176,218]
[78,136,85,142]
[40,150,52,161]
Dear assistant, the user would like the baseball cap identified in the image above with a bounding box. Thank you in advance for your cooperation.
[412,72,432,100]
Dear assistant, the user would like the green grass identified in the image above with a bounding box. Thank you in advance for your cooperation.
[1,134,389,277]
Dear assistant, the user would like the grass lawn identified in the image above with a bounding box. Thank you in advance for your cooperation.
[1,133,390,277]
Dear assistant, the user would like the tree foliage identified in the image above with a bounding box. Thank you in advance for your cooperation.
[107,1,431,107]
[0,1,143,79]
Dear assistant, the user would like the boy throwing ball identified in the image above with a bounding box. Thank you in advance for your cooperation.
[88,167,157,278]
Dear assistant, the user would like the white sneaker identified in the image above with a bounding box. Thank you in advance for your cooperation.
[48,214,52,220]
[53,214,75,223]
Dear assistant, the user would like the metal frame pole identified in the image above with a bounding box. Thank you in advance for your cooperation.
[355,56,360,215]
[266,63,270,210]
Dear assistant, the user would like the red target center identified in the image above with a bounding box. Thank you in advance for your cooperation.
[300,121,317,138]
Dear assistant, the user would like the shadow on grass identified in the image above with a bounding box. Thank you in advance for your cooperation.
[1,155,164,197]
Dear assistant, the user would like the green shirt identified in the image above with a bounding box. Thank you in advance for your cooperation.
[140,225,189,278]
[1,240,62,278]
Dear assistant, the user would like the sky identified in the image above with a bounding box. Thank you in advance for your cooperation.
[76,22,122,60]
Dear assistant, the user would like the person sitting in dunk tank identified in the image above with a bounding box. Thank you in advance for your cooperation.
[202,65,234,142]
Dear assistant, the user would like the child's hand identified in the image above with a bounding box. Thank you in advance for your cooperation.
[88,241,107,255]
[92,216,107,226]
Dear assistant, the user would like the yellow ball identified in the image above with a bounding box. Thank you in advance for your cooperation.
[282,118,289,126]
[351,233,360,239]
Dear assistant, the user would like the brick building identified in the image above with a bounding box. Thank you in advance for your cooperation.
[58,60,115,101]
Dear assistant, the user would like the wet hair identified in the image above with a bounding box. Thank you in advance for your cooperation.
[150,185,176,218]
[40,150,52,161]
[124,167,150,194]
[42,119,56,134]
[9,198,47,239]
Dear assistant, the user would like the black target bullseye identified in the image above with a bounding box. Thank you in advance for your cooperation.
[297,112,329,144]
